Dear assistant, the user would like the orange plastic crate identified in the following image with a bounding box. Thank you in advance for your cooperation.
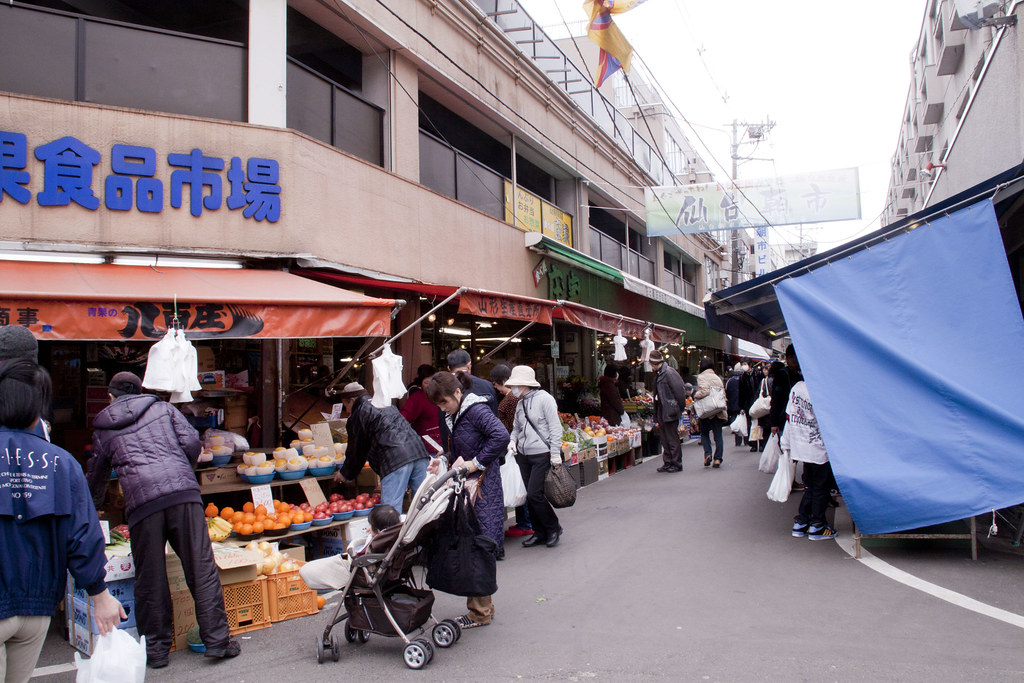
[265,566,319,623]
[223,576,270,634]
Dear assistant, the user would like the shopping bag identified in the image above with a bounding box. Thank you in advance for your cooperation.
[425,487,497,597]
[75,629,146,683]
[729,412,747,436]
[620,412,631,428]
[748,379,771,419]
[766,450,795,503]
[501,444,527,508]
[694,386,727,419]
[544,464,577,509]
[749,423,764,442]
[758,434,781,474]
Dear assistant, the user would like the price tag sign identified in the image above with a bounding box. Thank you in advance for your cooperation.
[250,484,273,512]
[100,520,110,544]
[299,478,327,507]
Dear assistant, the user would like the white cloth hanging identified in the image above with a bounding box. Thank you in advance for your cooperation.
[639,330,655,362]
[142,329,178,392]
[169,329,200,403]
[371,343,406,408]
[612,331,627,361]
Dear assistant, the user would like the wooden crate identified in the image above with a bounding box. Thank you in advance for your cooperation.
[265,565,319,622]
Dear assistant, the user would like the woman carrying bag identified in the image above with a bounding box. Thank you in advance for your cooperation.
[507,366,565,549]
[425,371,507,629]
[692,357,728,468]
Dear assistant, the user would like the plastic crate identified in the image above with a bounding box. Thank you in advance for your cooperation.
[265,565,318,622]
[223,576,270,634]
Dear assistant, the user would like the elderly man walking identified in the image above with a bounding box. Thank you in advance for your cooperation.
[650,351,688,473]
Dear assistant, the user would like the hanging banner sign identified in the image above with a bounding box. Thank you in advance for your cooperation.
[458,290,554,325]
[0,299,391,340]
[645,167,861,235]
[558,302,683,344]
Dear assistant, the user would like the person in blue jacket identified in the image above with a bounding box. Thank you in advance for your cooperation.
[0,358,124,683]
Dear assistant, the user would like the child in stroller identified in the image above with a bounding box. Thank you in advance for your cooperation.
[300,505,401,591]
[314,467,467,669]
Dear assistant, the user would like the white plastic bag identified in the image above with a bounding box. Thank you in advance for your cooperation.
[75,629,146,683]
[766,450,795,503]
[501,442,527,508]
[620,412,631,428]
[729,412,747,436]
[758,433,781,474]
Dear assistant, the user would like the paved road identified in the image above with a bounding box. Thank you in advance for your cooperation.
[32,438,1024,681]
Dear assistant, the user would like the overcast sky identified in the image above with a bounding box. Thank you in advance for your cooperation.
[518,0,928,252]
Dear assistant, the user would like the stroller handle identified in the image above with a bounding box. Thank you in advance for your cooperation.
[417,466,468,507]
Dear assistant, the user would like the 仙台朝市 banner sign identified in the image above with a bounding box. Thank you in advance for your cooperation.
[645,167,861,235]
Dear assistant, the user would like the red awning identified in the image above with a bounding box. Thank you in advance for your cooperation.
[0,262,395,340]
[558,301,684,344]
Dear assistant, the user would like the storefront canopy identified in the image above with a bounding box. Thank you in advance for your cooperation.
[704,163,1024,348]
[557,301,684,344]
[0,262,396,340]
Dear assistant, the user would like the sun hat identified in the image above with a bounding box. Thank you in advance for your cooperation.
[338,382,368,399]
[504,365,541,388]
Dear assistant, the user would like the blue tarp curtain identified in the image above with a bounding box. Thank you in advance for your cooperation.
[775,200,1024,535]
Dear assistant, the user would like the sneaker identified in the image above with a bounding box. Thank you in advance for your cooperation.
[204,640,241,659]
[807,525,838,541]
[791,522,809,538]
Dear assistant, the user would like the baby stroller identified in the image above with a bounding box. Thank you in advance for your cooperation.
[315,467,467,669]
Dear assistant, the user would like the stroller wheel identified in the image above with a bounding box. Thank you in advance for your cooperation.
[357,629,370,644]
[403,640,429,669]
[331,633,341,662]
[344,622,358,643]
[415,638,435,663]
[432,621,457,648]
[443,618,462,642]
[315,636,325,664]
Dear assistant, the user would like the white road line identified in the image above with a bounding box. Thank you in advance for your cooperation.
[31,662,78,678]
[834,517,1024,630]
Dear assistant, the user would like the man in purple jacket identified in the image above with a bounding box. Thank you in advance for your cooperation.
[88,372,239,669]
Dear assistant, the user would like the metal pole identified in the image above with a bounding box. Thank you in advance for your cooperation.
[479,320,537,363]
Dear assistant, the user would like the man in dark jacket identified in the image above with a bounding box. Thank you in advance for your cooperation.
[725,364,743,446]
[438,349,497,451]
[88,372,238,669]
[336,382,430,510]
[599,364,625,425]
[650,351,688,473]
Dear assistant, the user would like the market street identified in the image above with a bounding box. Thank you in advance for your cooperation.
[33,439,1024,682]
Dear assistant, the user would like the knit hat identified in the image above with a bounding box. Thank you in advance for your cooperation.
[648,350,665,364]
[108,371,142,397]
[338,382,368,400]
[0,326,38,363]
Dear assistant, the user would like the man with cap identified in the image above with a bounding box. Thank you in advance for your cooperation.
[88,372,239,668]
[649,350,688,473]
[438,349,498,452]
[335,382,431,510]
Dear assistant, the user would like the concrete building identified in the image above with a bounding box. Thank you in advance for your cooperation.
[0,0,730,446]
[883,0,1023,307]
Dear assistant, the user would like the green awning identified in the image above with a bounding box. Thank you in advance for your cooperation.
[525,233,623,283]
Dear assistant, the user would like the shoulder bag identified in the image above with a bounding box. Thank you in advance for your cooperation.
[748,379,771,419]
[521,400,577,509]
[425,484,498,597]
[694,385,727,419]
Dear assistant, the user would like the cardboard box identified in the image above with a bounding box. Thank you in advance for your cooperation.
[198,370,226,388]
[170,589,196,652]
[597,458,609,479]
[68,621,139,656]
[166,544,260,592]
[279,543,306,563]
[197,346,216,372]
[69,575,134,604]
[581,458,598,486]
[318,537,348,559]
[70,595,137,632]
[102,553,135,582]
[197,466,241,487]
[577,447,596,462]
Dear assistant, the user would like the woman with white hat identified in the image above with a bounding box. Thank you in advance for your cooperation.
[507,366,564,548]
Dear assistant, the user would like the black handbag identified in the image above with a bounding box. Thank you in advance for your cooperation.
[425,486,498,598]
[544,463,577,508]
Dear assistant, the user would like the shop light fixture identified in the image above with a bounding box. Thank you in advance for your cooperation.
[112,255,243,269]
[427,314,436,322]
[440,326,471,337]
[475,322,492,329]
[0,251,105,264]
[339,357,353,362]
[446,318,455,325]
[475,337,522,343]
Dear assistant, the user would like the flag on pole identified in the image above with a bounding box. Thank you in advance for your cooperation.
[584,0,648,88]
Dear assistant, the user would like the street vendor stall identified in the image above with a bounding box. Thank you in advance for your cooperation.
[704,166,1024,547]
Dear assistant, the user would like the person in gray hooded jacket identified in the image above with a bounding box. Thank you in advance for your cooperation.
[88,372,239,669]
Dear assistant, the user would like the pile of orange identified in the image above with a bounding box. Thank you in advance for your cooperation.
[219,499,313,537]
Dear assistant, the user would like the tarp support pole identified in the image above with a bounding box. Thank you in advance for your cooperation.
[479,321,538,363]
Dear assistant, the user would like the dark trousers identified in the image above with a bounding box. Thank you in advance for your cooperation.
[700,416,724,462]
[660,420,682,469]
[131,502,231,658]
[795,461,835,528]
[727,411,743,445]
[516,451,559,540]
